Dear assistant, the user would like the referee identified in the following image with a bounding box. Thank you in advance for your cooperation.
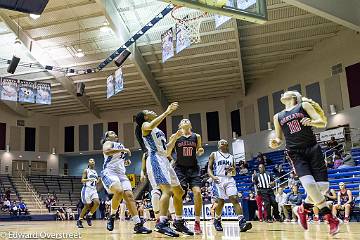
[252,164,281,223]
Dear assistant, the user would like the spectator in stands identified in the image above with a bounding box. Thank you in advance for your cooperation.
[333,152,344,169]
[65,206,75,220]
[327,137,338,149]
[332,182,353,223]
[256,152,266,165]
[313,189,337,222]
[18,201,28,215]
[288,173,301,188]
[275,187,287,220]
[239,163,249,175]
[2,198,10,211]
[5,188,11,201]
[340,151,356,168]
[283,185,303,222]
[247,191,257,221]
[57,204,66,221]
[10,201,18,216]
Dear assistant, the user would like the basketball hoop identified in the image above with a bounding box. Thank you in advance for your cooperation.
[171,6,207,44]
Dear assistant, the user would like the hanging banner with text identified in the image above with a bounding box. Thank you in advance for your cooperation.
[319,127,345,142]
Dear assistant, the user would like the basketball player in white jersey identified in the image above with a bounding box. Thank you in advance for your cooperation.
[77,158,100,228]
[101,131,151,234]
[135,102,193,237]
[208,140,252,232]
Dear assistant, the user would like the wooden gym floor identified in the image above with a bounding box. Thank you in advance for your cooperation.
[0,220,358,240]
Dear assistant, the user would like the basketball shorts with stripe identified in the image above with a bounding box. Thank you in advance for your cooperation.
[101,169,132,194]
[81,186,99,204]
[146,152,180,188]
[212,176,238,200]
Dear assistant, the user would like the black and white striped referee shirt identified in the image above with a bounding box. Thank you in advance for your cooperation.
[252,172,274,189]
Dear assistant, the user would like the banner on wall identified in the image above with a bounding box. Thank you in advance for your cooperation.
[18,80,36,103]
[127,174,136,188]
[106,75,115,99]
[114,68,124,95]
[176,24,191,54]
[232,139,245,163]
[36,82,51,105]
[161,28,174,63]
[183,203,237,220]
[0,78,18,102]
[319,127,345,142]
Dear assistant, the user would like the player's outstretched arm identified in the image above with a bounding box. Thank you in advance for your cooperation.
[166,130,182,157]
[142,102,179,132]
[196,134,204,156]
[81,169,89,183]
[269,114,283,149]
[208,152,219,183]
[301,102,327,128]
[102,141,131,156]
[140,153,147,182]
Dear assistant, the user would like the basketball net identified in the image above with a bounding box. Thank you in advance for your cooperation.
[171,6,207,44]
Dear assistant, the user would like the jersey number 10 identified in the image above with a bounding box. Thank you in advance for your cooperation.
[287,120,302,134]
[183,147,193,157]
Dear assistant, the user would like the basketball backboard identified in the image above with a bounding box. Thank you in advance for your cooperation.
[162,0,267,24]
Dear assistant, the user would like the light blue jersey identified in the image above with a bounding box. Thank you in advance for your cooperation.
[143,127,167,157]
[102,141,127,175]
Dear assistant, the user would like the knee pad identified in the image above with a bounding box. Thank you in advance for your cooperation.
[151,189,161,198]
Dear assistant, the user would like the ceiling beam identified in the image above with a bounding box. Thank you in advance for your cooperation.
[0,13,101,119]
[240,22,337,40]
[151,58,239,72]
[233,19,246,95]
[96,0,168,110]
[242,47,313,59]
[283,0,360,31]
[241,32,337,50]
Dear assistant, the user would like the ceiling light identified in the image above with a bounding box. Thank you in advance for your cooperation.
[75,48,85,58]
[79,152,83,155]
[100,21,112,33]
[19,155,22,158]
[330,105,337,115]
[29,14,41,20]
[37,156,41,159]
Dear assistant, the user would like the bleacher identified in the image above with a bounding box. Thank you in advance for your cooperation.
[234,148,360,203]
[0,175,19,201]
[28,175,82,211]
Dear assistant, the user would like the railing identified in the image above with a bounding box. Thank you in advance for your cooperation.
[19,173,44,214]
[273,171,292,191]
[324,144,345,160]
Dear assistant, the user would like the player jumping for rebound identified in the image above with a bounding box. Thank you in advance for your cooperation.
[77,158,100,228]
[101,131,151,234]
[167,119,205,234]
[269,91,340,235]
[208,139,252,232]
[136,103,194,237]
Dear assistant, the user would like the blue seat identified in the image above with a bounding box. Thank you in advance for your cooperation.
[328,171,360,179]
[328,166,360,174]
[329,177,360,184]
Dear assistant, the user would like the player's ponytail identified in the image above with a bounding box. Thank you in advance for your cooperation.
[135,111,147,155]
[100,131,110,145]
[302,97,327,125]
[291,91,327,125]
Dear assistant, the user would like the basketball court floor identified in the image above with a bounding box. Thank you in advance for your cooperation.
[0,221,358,240]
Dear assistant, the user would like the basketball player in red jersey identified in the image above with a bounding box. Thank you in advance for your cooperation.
[167,119,204,234]
[269,91,340,235]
